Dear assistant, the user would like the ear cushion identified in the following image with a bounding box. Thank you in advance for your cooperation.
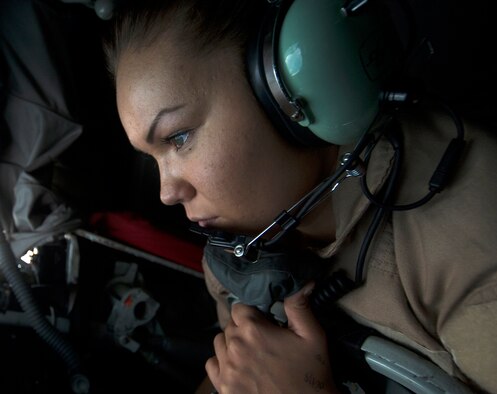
[245,1,326,147]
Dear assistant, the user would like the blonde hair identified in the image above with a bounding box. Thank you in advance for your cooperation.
[103,0,264,82]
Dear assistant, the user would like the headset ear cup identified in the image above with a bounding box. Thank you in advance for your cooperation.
[245,2,326,147]
[248,0,400,147]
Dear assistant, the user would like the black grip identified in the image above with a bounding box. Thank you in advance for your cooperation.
[429,138,466,192]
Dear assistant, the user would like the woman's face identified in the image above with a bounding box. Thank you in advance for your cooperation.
[116,35,335,236]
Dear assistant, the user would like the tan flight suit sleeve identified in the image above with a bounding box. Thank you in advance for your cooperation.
[441,281,497,393]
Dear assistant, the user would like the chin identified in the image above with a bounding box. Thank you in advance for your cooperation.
[205,221,253,236]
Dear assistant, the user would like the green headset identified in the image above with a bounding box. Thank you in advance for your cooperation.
[247,0,398,146]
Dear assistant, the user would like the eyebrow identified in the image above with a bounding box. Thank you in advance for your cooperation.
[146,104,185,144]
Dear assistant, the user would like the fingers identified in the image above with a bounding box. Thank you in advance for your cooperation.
[230,302,267,327]
[206,297,332,394]
[228,290,322,342]
[205,355,219,386]
[213,329,228,354]
[205,332,226,390]
[284,282,325,339]
[206,304,267,389]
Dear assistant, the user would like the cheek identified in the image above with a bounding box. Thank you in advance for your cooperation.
[194,139,284,223]
[187,133,266,223]
[192,147,247,203]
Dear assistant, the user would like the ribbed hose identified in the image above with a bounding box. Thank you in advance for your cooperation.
[0,230,90,394]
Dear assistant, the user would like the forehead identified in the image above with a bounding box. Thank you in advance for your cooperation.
[115,36,244,137]
[117,39,192,105]
[115,36,207,136]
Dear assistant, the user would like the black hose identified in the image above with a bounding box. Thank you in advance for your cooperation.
[0,230,90,394]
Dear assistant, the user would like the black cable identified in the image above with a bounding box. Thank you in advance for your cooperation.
[296,128,376,220]
[360,99,466,211]
[355,126,403,283]
[0,230,90,394]
[311,270,356,312]
[264,114,381,249]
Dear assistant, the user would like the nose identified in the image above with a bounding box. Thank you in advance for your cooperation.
[159,169,195,206]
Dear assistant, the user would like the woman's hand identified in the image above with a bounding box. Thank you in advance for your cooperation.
[205,283,338,393]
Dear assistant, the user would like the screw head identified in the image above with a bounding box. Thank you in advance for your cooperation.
[234,245,245,257]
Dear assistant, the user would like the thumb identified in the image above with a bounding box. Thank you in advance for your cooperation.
[284,282,321,338]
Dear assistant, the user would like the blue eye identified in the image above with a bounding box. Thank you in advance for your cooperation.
[161,129,193,151]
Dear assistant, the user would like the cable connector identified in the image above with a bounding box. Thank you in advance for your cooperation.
[429,138,466,192]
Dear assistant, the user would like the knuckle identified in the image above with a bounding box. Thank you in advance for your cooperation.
[243,322,261,342]
[227,335,246,354]
[213,332,225,347]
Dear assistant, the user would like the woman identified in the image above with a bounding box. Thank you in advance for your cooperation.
[105,1,497,393]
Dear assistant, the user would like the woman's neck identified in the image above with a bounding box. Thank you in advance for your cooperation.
[296,186,336,247]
